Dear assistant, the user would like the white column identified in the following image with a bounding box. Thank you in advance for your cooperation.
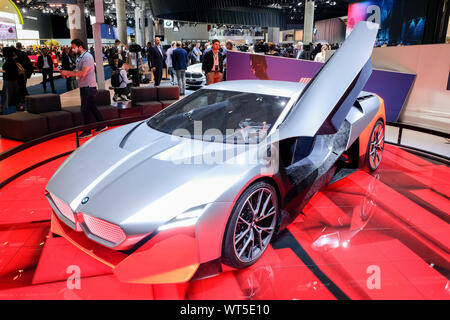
[154,19,160,37]
[93,0,105,90]
[303,0,315,44]
[147,13,154,44]
[115,0,127,45]
[268,27,280,43]
[140,1,146,46]
[135,6,142,45]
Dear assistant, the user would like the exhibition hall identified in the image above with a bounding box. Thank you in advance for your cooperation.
[0,0,448,303]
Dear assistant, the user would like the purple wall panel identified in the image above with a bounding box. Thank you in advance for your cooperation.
[227,51,415,122]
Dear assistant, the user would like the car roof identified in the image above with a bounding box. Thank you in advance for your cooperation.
[204,80,307,98]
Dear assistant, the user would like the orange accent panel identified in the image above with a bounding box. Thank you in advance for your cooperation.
[50,212,126,268]
[358,96,386,163]
[114,233,199,284]
[130,264,199,285]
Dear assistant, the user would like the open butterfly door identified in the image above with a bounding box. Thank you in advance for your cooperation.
[275,21,379,141]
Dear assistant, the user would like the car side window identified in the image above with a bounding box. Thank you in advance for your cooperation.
[279,137,315,167]
[291,137,315,164]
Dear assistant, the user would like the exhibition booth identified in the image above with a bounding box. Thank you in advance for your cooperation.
[0,0,40,47]
[0,0,448,302]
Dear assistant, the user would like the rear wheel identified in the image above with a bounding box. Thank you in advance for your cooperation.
[222,182,278,269]
[366,119,385,171]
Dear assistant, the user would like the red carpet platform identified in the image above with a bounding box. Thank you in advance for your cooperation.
[0,144,448,299]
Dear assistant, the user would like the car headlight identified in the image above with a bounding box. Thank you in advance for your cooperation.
[157,205,207,231]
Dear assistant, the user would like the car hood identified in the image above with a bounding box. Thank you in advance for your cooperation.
[46,121,260,234]
[187,63,202,73]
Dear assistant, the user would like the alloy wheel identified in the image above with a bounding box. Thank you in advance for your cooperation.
[369,122,385,171]
[233,187,277,263]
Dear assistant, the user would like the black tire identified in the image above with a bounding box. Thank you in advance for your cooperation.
[222,181,278,269]
[366,119,385,171]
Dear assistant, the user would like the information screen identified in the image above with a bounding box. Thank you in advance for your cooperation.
[347,0,427,46]
[0,23,17,40]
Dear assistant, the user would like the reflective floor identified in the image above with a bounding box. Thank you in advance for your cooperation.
[0,144,448,299]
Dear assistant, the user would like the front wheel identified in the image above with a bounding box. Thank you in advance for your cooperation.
[222,182,278,269]
[366,119,385,171]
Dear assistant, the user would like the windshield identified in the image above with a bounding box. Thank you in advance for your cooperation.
[147,89,290,144]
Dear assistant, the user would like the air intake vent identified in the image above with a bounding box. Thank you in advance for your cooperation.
[51,194,75,223]
[83,214,126,245]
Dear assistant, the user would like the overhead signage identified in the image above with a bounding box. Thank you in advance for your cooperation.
[164,20,174,28]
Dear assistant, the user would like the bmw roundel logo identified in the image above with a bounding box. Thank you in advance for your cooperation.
[81,197,89,205]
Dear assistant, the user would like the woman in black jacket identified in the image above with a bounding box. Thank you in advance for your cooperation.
[0,47,21,114]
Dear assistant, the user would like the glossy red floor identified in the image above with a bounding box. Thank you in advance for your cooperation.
[0,142,448,299]
[0,139,22,154]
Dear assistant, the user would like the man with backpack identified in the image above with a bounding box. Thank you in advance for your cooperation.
[127,44,144,87]
[111,62,132,102]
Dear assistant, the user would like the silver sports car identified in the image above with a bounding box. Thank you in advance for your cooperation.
[46,22,385,284]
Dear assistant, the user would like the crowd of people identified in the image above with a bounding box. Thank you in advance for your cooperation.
[246,40,340,62]
[0,37,333,115]
[0,36,367,115]
[102,38,237,99]
[0,43,34,114]
[0,36,341,108]
[0,42,83,113]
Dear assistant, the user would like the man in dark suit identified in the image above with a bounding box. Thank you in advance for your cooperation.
[37,47,56,93]
[202,39,224,85]
[172,41,188,95]
[149,37,165,86]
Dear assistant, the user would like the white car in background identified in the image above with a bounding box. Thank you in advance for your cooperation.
[185,63,206,88]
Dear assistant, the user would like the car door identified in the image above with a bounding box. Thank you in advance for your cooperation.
[277,21,379,141]
[269,21,379,221]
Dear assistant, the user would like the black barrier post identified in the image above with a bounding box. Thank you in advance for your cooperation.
[397,127,403,145]
[75,131,80,148]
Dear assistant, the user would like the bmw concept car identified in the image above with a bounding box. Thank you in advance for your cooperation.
[46,22,386,284]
